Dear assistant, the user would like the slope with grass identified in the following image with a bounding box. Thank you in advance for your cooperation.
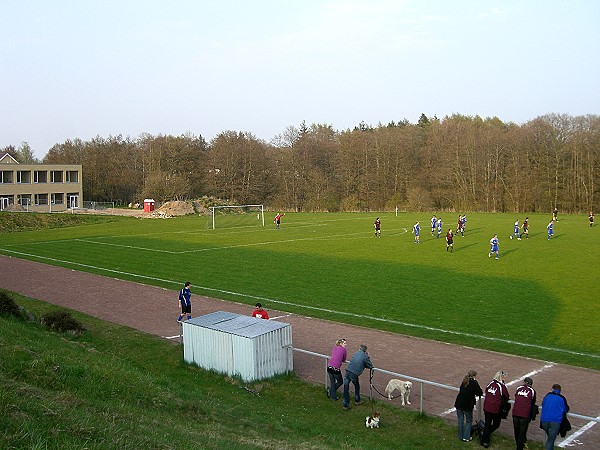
[0,211,598,369]
[1,294,531,449]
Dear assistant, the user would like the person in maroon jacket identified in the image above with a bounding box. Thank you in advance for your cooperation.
[512,377,537,450]
[481,370,509,448]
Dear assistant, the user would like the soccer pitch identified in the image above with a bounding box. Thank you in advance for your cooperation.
[1,211,598,369]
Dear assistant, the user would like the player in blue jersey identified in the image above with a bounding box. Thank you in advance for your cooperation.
[437,217,443,238]
[177,281,192,322]
[547,220,554,240]
[461,215,467,235]
[413,221,421,244]
[431,215,437,236]
[510,220,521,240]
[489,234,499,259]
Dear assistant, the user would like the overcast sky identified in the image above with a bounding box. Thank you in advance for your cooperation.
[2,0,599,159]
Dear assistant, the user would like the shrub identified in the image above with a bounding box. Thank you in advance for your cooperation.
[41,311,86,334]
[0,291,22,318]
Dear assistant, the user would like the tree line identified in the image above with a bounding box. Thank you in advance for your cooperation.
[6,113,599,213]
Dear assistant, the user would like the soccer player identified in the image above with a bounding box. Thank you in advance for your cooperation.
[274,212,285,229]
[374,217,381,237]
[446,229,454,252]
[589,211,594,227]
[437,217,443,238]
[552,207,558,221]
[413,221,421,244]
[519,218,529,239]
[547,220,554,240]
[510,220,520,240]
[431,215,437,236]
[461,215,467,234]
[457,215,464,237]
[489,234,499,259]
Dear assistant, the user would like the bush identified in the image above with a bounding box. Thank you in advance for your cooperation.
[41,311,86,334]
[0,291,22,318]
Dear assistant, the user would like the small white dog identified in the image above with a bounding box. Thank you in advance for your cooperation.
[384,379,412,406]
[365,412,380,428]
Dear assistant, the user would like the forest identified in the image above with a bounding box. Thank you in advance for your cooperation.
[5,112,599,213]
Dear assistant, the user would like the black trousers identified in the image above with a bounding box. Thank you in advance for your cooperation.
[482,411,502,446]
[513,416,531,450]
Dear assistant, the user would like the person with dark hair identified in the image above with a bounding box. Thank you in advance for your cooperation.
[327,338,347,401]
[589,211,594,227]
[553,207,558,222]
[454,370,483,442]
[481,370,509,448]
[252,302,269,319]
[374,217,381,237]
[342,344,373,410]
[177,281,192,322]
[541,384,570,450]
[446,229,454,253]
[520,217,529,239]
[512,377,537,450]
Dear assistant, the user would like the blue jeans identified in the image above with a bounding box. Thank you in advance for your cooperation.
[456,408,473,441]
[342,370,360,407]
[541,421,561,450]
[328,369,343,400]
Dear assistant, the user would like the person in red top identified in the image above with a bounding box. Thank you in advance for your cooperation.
[446,229,454,252]
[512,377,537,450]
[274,213,285,229]
[481,370,510,448]
[252,302,269,320]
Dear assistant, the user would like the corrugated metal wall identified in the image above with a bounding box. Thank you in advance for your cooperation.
[182,311,293,382]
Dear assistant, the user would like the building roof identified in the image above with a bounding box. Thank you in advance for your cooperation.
[0,152,19,164]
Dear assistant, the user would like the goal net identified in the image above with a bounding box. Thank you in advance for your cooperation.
[210,204,265,229]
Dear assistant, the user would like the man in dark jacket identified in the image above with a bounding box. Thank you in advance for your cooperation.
[512,377,537,450]
[342,344,373,410]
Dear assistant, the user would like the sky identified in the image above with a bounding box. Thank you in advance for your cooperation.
[1,0,599,159]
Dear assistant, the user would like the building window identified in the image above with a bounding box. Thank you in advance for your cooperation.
[66,171,78,183]
[1,171,14,183]
[35,194,48,205]
[17,171,32,183]
[34,171,48,183]
[17,194,32,206]
[51,193,64,204]
[51,171,63,183]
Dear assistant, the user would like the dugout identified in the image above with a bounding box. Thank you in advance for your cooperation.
[182,311,293,382]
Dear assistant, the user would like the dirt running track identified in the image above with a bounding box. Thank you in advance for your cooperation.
[1,254,599,448]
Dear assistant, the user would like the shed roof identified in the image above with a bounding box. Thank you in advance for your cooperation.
[186,311,288,338]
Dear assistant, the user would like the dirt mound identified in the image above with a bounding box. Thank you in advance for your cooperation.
[149,201,194,218]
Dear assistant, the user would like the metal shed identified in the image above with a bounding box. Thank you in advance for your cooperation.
[182,311,293,382]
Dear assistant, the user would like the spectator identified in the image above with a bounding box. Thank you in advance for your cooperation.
[327,338,347,401]
[454,369,483,442]
[513,376,536,450]
[481,370,509,448]
[342,344,373,410]
[541,384,570,450]
[252,302,269,320]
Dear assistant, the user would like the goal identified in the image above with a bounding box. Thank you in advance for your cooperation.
[210,204,265,229]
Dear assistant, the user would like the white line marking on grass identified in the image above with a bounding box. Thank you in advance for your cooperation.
[559,416,600,448]
[2,248,598,360]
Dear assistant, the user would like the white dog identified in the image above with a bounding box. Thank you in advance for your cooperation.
[384,379,412,406]
[365,412,380,428]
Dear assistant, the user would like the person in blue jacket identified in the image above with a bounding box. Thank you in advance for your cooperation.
[177,281,192,322]
[540,384,570,450]
[342,344,373,410]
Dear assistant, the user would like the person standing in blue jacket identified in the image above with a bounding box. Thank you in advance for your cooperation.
[177,281,192,322]
[540,384,570,450]
[342,344,373,410]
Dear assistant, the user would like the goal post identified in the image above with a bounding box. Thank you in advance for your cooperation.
[210,204,265,229]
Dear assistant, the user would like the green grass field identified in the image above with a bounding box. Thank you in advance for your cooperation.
[1,211,598,369]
